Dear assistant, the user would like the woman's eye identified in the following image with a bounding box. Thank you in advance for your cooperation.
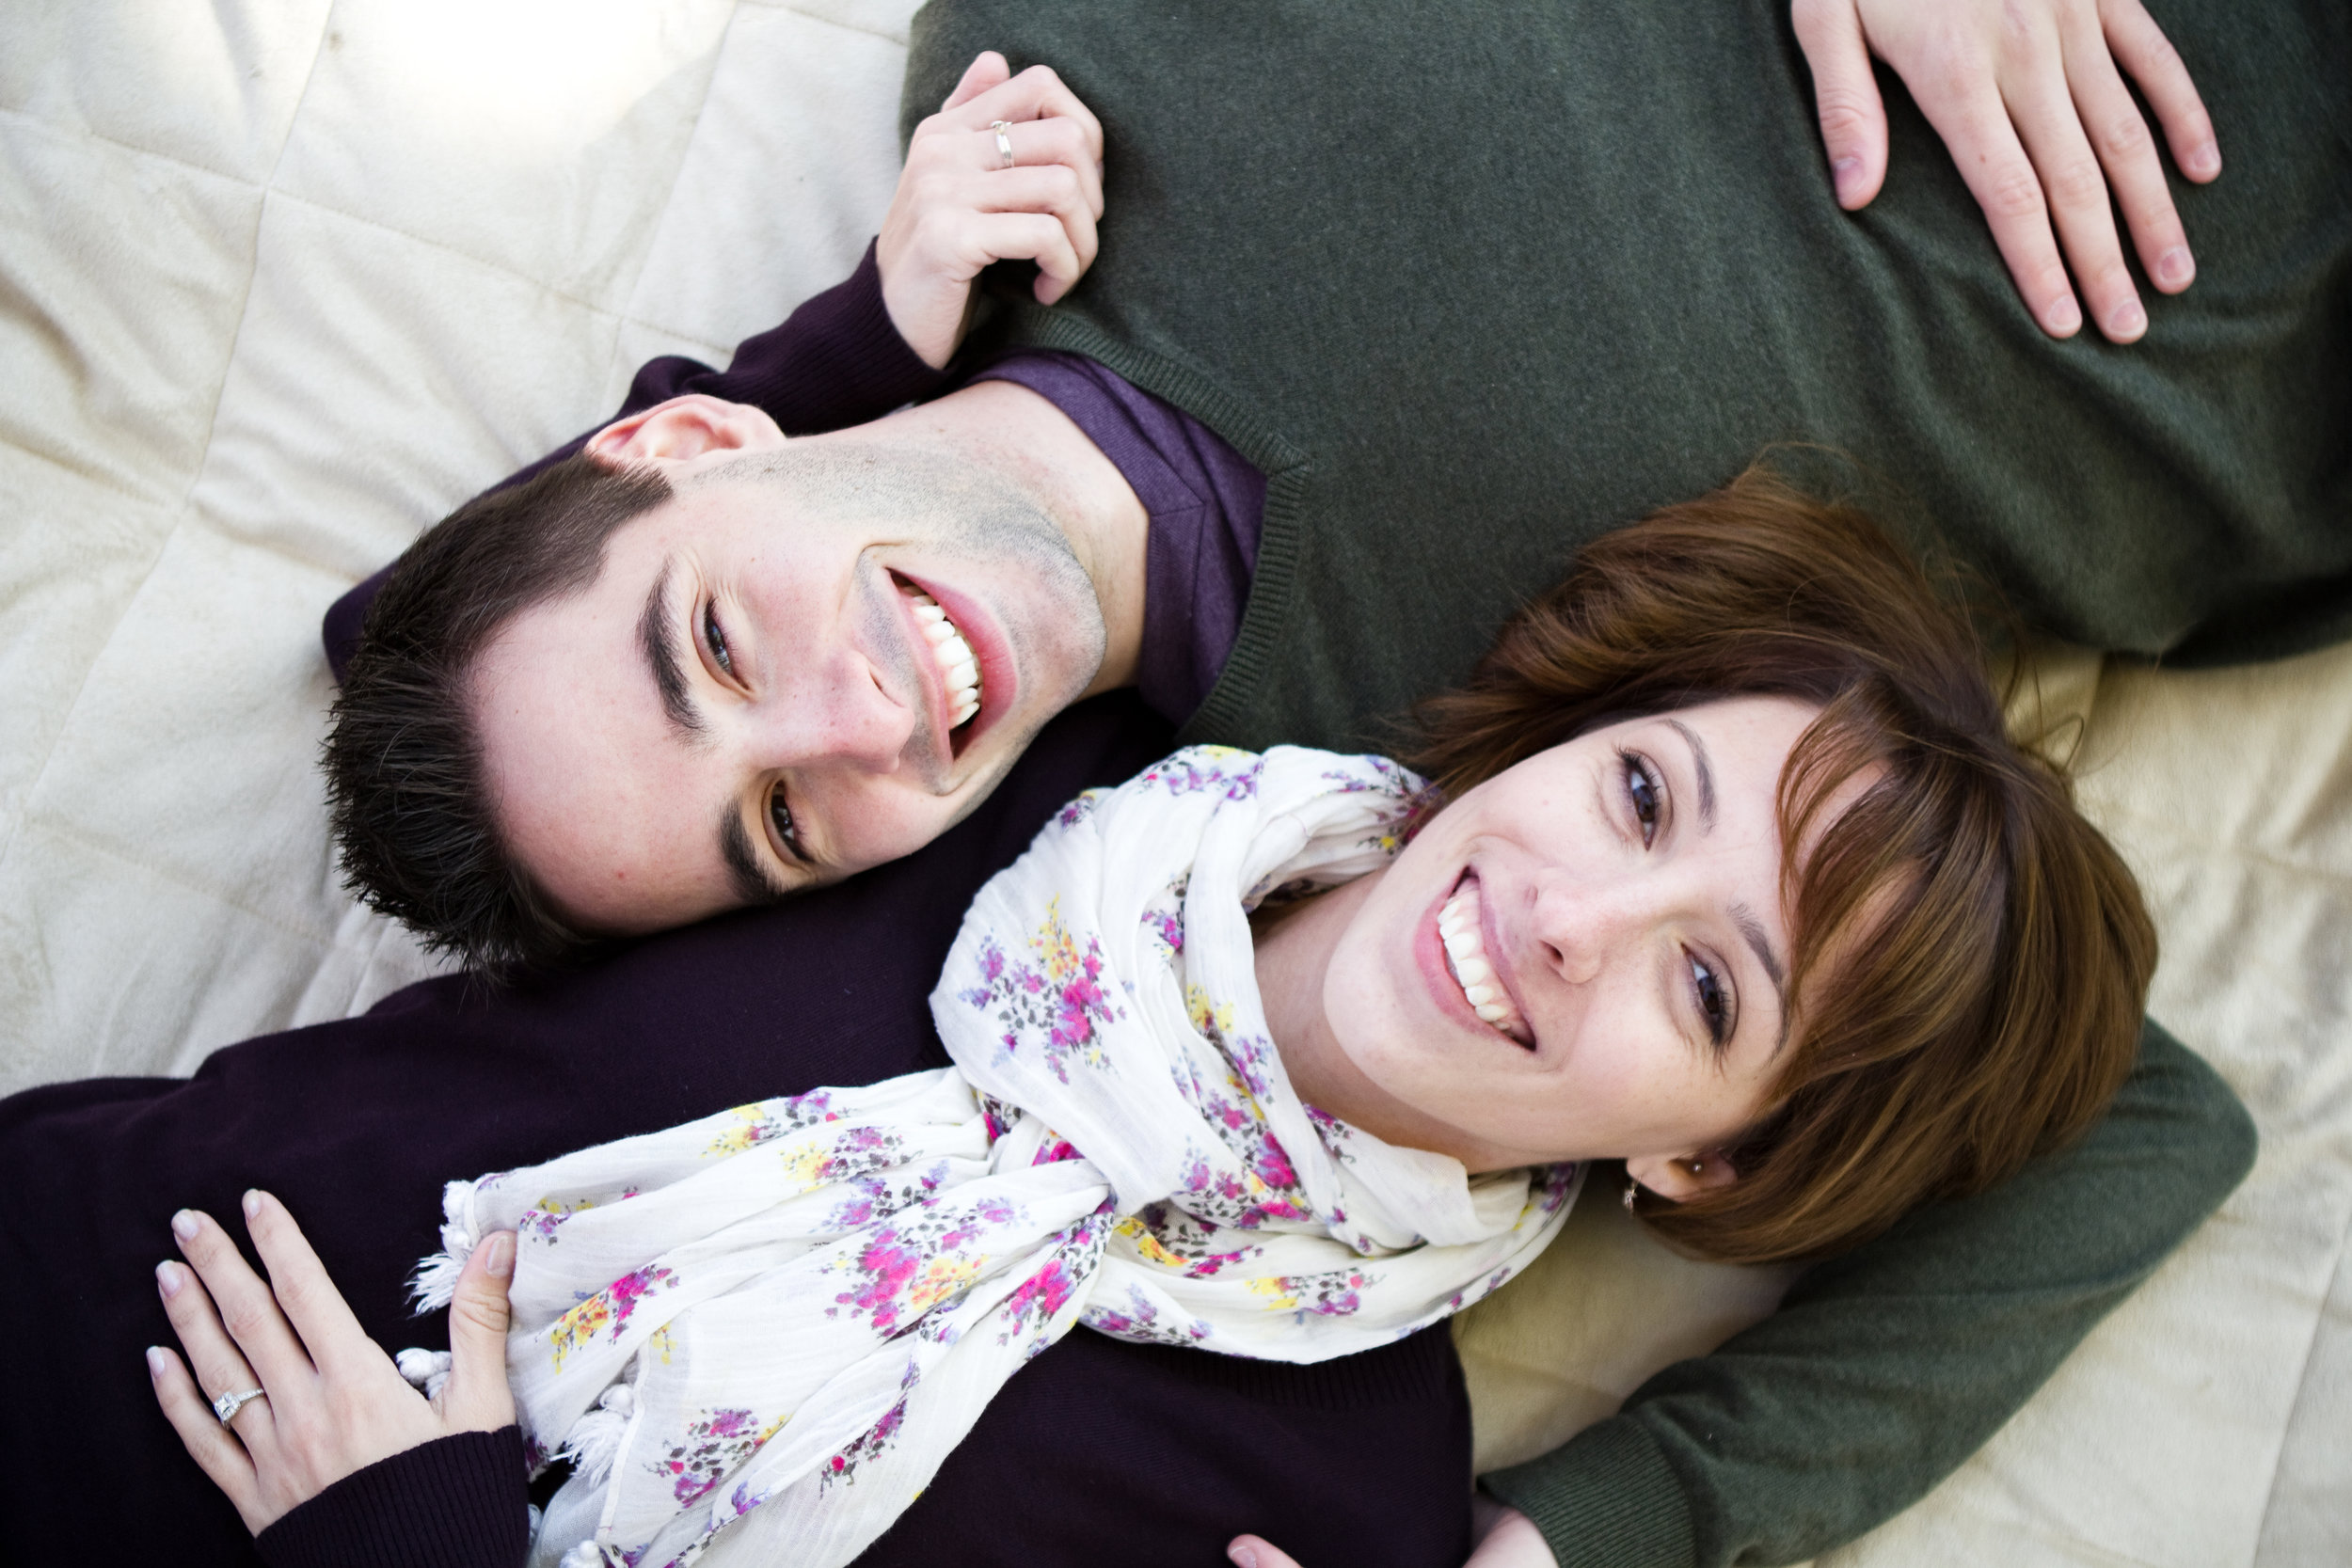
[1622,751,1661,845]
[769,788,801,856]
[1689,952,1731,1048]
[703,601,734,677]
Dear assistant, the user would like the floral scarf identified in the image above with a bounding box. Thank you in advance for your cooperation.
[408,746,1581,1568]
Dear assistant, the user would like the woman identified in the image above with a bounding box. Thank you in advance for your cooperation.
[148,472,2153,1568]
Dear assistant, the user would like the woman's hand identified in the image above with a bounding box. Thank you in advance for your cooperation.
[880,50,1108,369]
[1791,0,2221,342]
[146,1189,516,1535]
[1228,1493,1559,1568]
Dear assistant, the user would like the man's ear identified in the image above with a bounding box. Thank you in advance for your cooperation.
[583,395,787,468]
[1624,1148,1740,1202]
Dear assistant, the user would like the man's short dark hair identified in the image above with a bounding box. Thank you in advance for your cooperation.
[323,454,674,972]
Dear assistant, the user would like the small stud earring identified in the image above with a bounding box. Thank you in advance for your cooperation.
[1685,1157,1707,1176]
[1622,1179,1641,1212]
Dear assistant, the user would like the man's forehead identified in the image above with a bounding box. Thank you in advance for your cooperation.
[469,574,731,933]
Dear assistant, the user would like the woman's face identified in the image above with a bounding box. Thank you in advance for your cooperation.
[1309,697,1832,1188]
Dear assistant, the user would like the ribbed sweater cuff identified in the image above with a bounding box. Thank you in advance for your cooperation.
[1482,1418,1697,1568]
[827,239,952,407]
[256,1426,530,1568]
[722,238,946,420]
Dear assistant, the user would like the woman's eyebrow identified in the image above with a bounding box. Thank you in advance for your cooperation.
[1663,716,1794,1048]
[1730,898,1789,1049]
[1664,718,1716,828]
[639,557,705,737]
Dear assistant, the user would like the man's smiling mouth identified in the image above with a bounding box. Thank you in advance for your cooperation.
[1438,874,1533,1046]
[901,583,982,730]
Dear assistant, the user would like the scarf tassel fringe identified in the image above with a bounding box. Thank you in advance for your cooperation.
[557,1383,639,1490]
[407,1179,483,1314]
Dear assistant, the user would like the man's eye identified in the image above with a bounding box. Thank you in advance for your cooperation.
[770,788,801,855]
[1689,951,1731,1048]
[704,601,734,677]
[1622,751,1661,845]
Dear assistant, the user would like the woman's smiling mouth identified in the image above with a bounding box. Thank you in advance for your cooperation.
[1437,873,1533,1046]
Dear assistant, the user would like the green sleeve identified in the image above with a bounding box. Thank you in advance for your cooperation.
[1481,1021,2256,1568]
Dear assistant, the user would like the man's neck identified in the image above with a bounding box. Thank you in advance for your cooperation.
[863,379,1149,697]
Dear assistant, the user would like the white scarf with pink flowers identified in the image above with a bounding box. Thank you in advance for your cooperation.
[408,745,1580,1568]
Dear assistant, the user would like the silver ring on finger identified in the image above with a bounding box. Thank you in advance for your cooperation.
[991,119,1016,170]
[213,1386,268,1425]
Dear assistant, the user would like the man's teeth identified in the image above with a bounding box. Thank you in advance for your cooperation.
[1438,885,1527,1038]
[907,589,982,729]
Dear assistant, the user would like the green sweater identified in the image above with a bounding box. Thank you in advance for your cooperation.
[904,1,2332,1561]
[915,0,2348,746]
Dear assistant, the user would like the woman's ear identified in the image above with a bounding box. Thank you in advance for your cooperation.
[583,394,788,467]
[1624,1148,1740,1202]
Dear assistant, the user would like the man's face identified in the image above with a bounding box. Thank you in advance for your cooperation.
[470,437,1106,936]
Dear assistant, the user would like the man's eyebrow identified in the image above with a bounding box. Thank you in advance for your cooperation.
[720,808,794,906]
[1730,900,1790,1052]
[1664,718,1715,830]
[639,558,703,737]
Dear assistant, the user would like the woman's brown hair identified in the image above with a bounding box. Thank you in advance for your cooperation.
[1411,467,2155,1265]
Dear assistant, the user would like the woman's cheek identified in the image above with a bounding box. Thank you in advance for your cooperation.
[1327,983,1400,1084]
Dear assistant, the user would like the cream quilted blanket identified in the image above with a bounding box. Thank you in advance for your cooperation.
[1,5,2343,1563]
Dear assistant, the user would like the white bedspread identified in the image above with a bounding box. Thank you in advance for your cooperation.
[1,6,2341,1563]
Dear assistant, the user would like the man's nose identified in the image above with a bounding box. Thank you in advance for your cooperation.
[742,662,915,774]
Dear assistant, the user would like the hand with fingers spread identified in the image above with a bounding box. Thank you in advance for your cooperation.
[1792,0,2221,342]
[146,1189,517,1535]
[881,50,1107,369]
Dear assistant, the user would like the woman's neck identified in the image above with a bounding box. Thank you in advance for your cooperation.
[1253,871,1506,1171]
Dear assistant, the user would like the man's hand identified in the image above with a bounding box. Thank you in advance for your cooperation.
[1228,1494,1559,1568]
[146,1190,516,1535]
[880,51,1107,370]
[1792,0,2220,342]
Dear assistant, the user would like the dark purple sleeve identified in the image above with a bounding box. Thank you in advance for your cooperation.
[323,240,945,680]
[255,1428,528,1568]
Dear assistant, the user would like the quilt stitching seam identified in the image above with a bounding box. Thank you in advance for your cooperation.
[2247,1195,2352,1566]
[0,101,269,194]
[15,812,368,954]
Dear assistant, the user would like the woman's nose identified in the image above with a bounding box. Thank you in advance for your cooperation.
[1529,876,1652,986]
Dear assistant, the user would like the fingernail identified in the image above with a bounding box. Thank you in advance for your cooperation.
[2155,245,2194,289]
[2109,297,2147,338]
[156,1261,183,1298]
[146,1346,170,1378]
[1832,156,1862,205]
[1228,1549,1258,1568]
[170,1210,199,1243]
[484,1232,516,1279]
[242,1190,262,1219]
[2045,294,2082,335]
[2186,141,2220,178]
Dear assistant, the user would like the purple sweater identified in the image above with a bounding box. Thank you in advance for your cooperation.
[7,249,1472,1568]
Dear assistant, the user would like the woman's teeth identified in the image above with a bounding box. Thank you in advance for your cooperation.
[1438,884,1528,1040]
[907,588,982,729]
